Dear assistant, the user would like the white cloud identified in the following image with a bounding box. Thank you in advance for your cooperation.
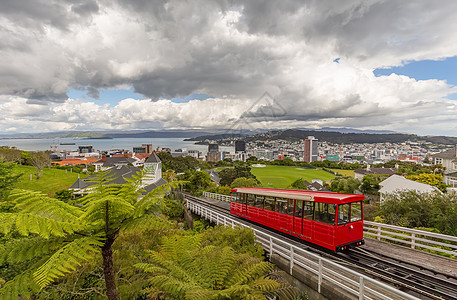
[1,1,457,135]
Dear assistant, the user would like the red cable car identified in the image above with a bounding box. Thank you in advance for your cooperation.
[230,187,364,251]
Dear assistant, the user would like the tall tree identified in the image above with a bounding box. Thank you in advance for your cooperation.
[0,170,183,299]
[29,151,51,179]
[230,177,261,188]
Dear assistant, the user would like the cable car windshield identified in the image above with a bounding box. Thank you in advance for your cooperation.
[338,201,362,225]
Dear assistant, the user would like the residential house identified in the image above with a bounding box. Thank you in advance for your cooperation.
[432,147,457,187]
[70,151,166,195]
[378,174,441,203]
[93,155,137,172]
[302,180,329,192]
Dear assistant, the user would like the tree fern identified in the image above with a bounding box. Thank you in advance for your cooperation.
[79,196,135,227]
[0,169,183,300]
[33,236,103,289]
[135,234,281,299]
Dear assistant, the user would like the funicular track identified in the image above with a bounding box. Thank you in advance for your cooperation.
[338,249,457,300]
[184,194,457,299]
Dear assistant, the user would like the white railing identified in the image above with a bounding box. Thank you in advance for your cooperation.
[203,191,234,203]
[364,221,457,257]
[186,198,417,300]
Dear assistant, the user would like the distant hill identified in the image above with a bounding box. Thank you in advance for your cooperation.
[184,133,246,142]
[0,130,216,140]
[189,129,457,145]
[3,128,457,145]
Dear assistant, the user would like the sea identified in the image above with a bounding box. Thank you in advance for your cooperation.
[0,137,234,154]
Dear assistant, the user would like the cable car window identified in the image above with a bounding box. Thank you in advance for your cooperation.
[294,200,303,218]
[351,202,362,222]
[315,202,336,225]
[231,192,238,202]
[264,197,275,211]
[255,195,264,209]
[303,201,314,219]
[276,197,288,214]
[247,194,256,206]
[287,199,294,215]
[337,203,350,225]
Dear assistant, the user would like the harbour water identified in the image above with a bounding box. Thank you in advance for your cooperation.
[0,137,234,153]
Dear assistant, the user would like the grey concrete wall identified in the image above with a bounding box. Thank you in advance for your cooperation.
[271,254,356,300]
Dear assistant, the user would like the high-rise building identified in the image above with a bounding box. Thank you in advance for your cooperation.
[235,140,246,152]
[206,151,222,162]
[208,143,219,153]
[142,144,153,154]
[133,146,147,153]
[78,145,93,154]
[304,136,318,163]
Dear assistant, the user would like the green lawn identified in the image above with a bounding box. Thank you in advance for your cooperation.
[12,165,86,197]
[250,165,335,189]
[330,169,355,178]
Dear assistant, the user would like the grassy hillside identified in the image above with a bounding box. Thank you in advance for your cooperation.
[250,165,335,189]
[330,169,355,177]
[12,165,86,197]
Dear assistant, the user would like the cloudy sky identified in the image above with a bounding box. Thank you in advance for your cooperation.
[1,0,457,136]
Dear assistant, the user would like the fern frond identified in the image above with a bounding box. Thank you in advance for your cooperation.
[0,269,39,300]
[79,196,135,226]
[250,277,281,292]
[149,275,195,299]
[0,213,82,238]
[8,189,82,222]
[121,214,173,232]
[206,246,235,284]
[134,263,166,274]
[236,261,275,285]
[133,181,186,217]
[264,270,301,299]
[185,287,217,300]
[0,237,63,265]
[32,236,103,289]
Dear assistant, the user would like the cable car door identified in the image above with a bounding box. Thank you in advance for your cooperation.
[292,200,303,236]
[242,193,247,217]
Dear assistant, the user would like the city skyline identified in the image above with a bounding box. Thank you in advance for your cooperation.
[1,1,457,136]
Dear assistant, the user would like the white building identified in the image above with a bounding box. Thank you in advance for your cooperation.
[432,147,457,187]
[379,175,441,203]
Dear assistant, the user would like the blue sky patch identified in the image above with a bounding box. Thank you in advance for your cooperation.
[68,87,145,106]
[374,56,457,86]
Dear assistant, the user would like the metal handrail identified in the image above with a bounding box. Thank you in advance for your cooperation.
[364,221,457,256]
[186,198,417,300]
[203,191,234,202]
